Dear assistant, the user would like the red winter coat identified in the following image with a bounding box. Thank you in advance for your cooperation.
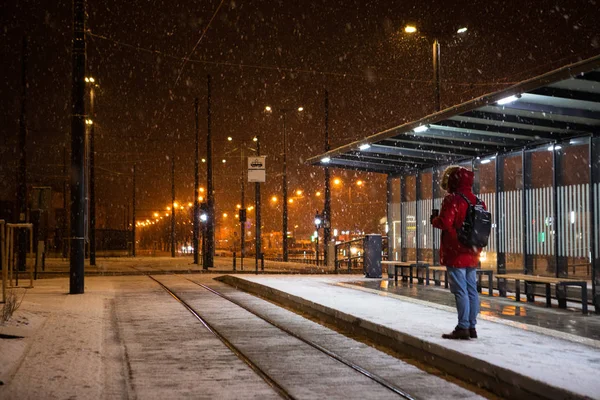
[432,167,485,268]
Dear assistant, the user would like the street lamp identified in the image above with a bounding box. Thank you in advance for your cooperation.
[264,104,304,262]
[314,211,323,265]
[403,24,468,111]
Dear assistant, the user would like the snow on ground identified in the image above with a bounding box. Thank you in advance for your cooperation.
[238,275,600,399]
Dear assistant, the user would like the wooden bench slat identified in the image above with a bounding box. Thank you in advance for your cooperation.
[496,274,586,284]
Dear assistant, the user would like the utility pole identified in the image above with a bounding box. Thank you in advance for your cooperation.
[132,164,136,257]
[63,145,68,258]
[255,136,262,272]
[240,146,245,270]
[193,98,200,264]
[17,36,28,272]
[205,75,214,269]
[323,90,331,265]
[171,155,175,258]
[70,0,86,294]
[282,112,288,262]
[89,81,96,266]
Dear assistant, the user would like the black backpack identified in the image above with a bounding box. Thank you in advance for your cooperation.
[456,193,491,248]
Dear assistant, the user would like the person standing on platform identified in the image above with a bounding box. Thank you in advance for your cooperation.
[432,166,486,340]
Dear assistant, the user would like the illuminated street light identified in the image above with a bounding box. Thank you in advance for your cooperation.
[227,136,233,141]
[296,190,303,196]
[265,105,272,112]
[154,212,159,218]
[457,27,468,34]
[271,196,278,203]
[173,202,179,208]
[404,25,417,33]
[316,191,321,197]
[333,178,341,185]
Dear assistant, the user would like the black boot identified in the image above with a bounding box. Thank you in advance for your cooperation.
[442,326,470,340]
[469,328,477,339]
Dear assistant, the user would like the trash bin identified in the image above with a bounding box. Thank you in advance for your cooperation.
[363,234,382,278]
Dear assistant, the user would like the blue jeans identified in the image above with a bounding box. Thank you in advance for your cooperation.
[447,267,479,329]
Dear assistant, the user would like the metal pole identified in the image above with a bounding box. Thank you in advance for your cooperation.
[132,164,136,257]
[432,38,441,112]
[255,136,261,273]
[17,36,28,273]
[323,90,331,264]
[590,136,599,314]
[89,84,96,266]
[205,74,214,269]
[240,147,245,270]
[63,145,68,258]
[282,112,288,262]
[171,156,175,258]
[70,0,86,294]
[193,98,200,264]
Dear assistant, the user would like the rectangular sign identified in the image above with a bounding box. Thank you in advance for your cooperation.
[248,156,266,170]
[248,156,266,182]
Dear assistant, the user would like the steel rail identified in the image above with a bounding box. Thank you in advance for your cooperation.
[190,279,417,400]
[147,275,294,400]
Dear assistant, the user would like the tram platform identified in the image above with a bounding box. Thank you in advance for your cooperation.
[219,274,600,400]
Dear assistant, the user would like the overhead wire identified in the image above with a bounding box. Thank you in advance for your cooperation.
[86,30,516,87]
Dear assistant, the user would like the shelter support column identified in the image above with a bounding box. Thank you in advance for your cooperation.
[591,135,600,314]
[400,176,407,262]
[553,146,568,278]
[432,169,440,265]
[496,153,506,296]
[523,150,534,275]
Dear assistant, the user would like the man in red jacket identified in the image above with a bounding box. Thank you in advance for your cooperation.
[432,167,485,340]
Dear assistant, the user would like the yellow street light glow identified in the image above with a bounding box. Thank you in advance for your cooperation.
[173,202,178,208]
[201,158,206,163]
[288,198,294,204]
[198,196,204,201]
[271,196,278,202]
[404,25,417,33]
[188,202,193,207]
[248,206,254,211]
[180,206,184,210]
[236,204,241,209]
[457,27,468,34]
[265,105,272,112]
[356,180,363,186]
[253,137,258,142]
[297,106,304,112]
[165,213,169,217]
[315,191,321,197]
[199,187,205,192]
[154,212,159,217]
[333,178,341,185]
[227,136,233,141]
[222,159,226,163]
[296,190,303,196]
[223,213,228,218]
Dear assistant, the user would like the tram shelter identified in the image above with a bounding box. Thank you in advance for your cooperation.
[308,55,600,312]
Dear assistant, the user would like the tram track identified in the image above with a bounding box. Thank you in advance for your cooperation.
[147,274,418,400]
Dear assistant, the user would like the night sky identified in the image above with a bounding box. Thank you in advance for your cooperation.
[1,0,599,236]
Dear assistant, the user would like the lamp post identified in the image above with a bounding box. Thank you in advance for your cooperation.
[85,76,97,266]
[314,211,322,266]
[404,24,467,112]
[265,105,304,262]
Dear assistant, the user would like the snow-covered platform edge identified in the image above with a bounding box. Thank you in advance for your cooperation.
[217,275,598,400]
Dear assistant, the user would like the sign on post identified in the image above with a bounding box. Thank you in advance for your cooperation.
[248,156,266,183]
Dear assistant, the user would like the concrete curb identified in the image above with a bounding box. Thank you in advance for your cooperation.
[218,275,591,400]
